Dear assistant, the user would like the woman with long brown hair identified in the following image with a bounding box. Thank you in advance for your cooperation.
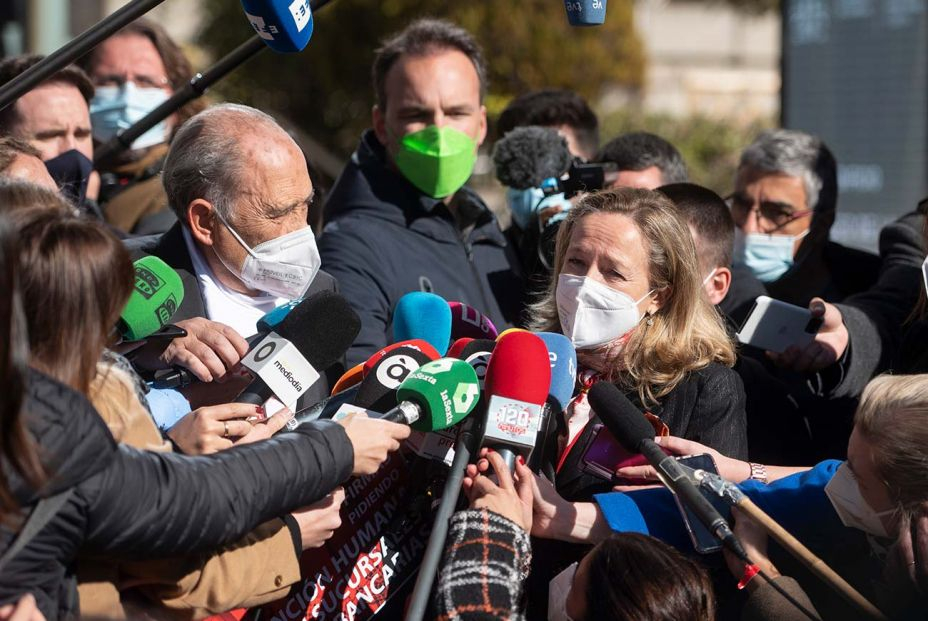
[0,207,408,619]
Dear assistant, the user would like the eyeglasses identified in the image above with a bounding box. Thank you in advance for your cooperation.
[93,73,171,90]
[727,193,812,234]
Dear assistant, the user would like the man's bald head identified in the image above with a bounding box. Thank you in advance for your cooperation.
[162,103,304,223]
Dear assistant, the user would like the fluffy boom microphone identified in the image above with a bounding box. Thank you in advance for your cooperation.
[492,126,572,190]
[238,291,360,408]
[588,381,747,558]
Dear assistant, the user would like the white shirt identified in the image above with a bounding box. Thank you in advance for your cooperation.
[181,227,287,339]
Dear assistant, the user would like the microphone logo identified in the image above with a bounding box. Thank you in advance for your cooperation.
[493,402,533,437]
[134,266,163,300]
[246,13,280,40]
[376,354,421,389]
[273,359,303,392]
[288,0,312,32]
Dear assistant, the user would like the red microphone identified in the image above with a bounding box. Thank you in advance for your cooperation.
[362,339,440,378]
[481,331,552,470]
[447,337,474,359]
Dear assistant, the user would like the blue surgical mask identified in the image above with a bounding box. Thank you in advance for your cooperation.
[90,82,170,150]
[733,229,809,283]
[506,187,570,230]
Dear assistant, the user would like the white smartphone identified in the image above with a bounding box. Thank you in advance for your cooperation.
[736,295,822,353]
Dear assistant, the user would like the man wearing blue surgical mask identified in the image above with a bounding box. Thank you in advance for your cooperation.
[80,18,204,236]
[729,129,880,309]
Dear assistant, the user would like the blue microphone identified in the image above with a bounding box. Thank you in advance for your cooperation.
[240,0,314,53]
[532,332,578,474]
[535,332,577,412]
[564,0,607,26]
[392,292,453,356]
[256,299,301,334]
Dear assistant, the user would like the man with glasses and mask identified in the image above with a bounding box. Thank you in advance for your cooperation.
[79,18,205,236]
[728,129,879,310]
[319,19,523,365]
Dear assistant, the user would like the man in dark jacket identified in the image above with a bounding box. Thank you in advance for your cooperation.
[319,19,523,365]
[730,129,880,308]
[126,104,339,410]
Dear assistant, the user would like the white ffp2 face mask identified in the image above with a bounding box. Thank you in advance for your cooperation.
[824,462,896,538]
[217,216,321,300]
[548,561,577,621]
[556,274,653,350]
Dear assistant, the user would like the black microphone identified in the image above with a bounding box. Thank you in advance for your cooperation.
[493,126,572,190]
[588,381,748,559]
[237,291,360,407]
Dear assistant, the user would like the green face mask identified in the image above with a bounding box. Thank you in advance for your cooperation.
[393,125,478,198]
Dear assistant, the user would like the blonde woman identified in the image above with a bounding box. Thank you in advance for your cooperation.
[529,188,747,501]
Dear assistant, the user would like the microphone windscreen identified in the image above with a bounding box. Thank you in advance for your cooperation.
[448,301,499,341]
[587,381,653,453]
[357,344,439,412]
[256,299,300,335]
[456,338,496,388]
[119,256,185,341]
[565,0,608,26]
[496,328,527,341]
[362,339,441,378]
[397,358,480,431]
[535,332,577,412]
[274,291,360,370]
[239,0,314,53]
[331,363,364,395]
[485,331,551,405]
[392,292,452,355]
[447,337,474,359]
[492,126,572,189]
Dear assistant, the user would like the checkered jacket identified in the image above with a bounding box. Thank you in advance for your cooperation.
[432,509,532,621]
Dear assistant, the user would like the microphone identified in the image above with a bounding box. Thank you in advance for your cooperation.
[153,299,300,389]
[118,256,185,341]
[361,339,440,378]
[481,332,552,470]
[448,301,499,341]
[588,381,746,558]
[392,291,453,356]
[532,332,577,474]
[496,328,527,340]
[330,363,364,395]
[285,340,439,428]
[240,0,314,53]
[493,126,572,191]
[377,358,480,432]
[446,337,474,359]
[356,342,439,413]
[238,291,360,408]
[564,0,608,26]
[407,338,497,464]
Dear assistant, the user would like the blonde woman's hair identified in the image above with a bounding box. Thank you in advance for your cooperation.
[89,361,171,452]
[854,374,928,518]
[528,188,735,407]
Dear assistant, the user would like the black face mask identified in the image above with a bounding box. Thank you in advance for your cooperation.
[44,149,93,204]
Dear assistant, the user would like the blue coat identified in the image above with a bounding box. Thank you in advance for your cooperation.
[319,130,524,365]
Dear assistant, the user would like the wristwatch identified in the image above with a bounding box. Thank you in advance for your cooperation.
[748,462,768,484]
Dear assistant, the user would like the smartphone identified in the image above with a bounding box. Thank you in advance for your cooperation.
[672,453,731,554]
[736,295,822,353]
[579,423,669,484]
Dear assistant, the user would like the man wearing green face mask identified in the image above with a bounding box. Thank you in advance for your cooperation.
[320,19,524,366]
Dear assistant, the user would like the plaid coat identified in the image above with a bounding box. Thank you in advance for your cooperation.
[432,509,532,621]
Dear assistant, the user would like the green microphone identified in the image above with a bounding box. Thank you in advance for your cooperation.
[379,358,480,432]
[117,256,185,341]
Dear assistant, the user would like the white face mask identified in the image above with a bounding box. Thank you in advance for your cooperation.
[824,462,895,538]
[556,274,653,350]
[548,561,577,621]
[216,215,321,299]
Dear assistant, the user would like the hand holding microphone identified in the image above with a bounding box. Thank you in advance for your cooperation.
[337,412,411,476]
[463,448,535,532]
